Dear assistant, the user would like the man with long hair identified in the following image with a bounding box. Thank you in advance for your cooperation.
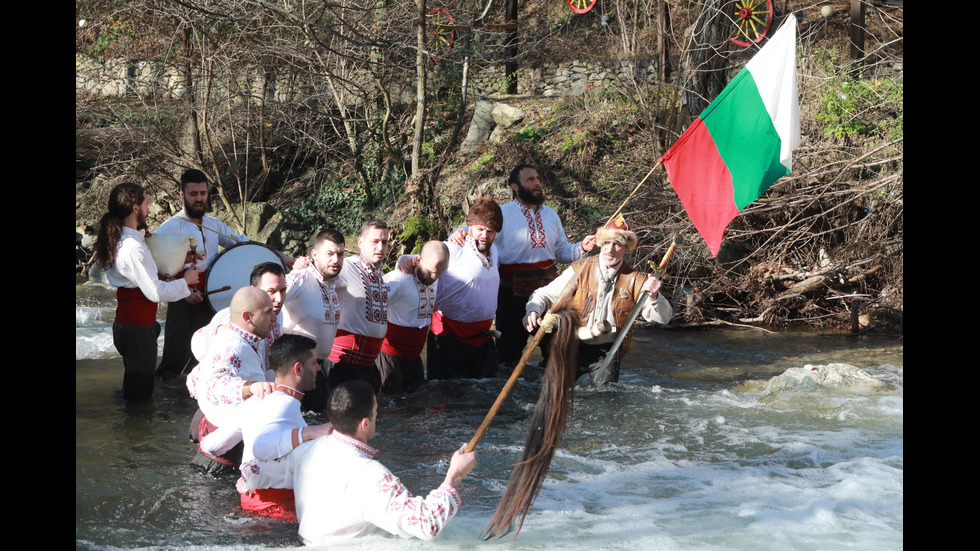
[93,182,203,400]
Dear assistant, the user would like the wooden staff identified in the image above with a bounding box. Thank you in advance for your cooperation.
[595,239,677,376]
[465,262,585,453]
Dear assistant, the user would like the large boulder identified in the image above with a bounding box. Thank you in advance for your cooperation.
[763,363,892,395]
[211,202,286,251]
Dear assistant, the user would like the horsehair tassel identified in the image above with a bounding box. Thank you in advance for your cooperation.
[482,307,582,541]
[464,262,587,455]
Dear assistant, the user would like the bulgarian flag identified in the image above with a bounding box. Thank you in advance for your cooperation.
[660,16,800,257]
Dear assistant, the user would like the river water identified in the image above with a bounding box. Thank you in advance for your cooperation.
[76,282,903,550]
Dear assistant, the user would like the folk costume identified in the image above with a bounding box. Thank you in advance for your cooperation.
[327,254,389,393]
[154,209,249,377]
[428,195,503,380]
[294,432,463,544]
[525,218,672,386]
[281,263,340,411]
[105,226,192,400]
[186,324,273,467]
[237,385,310,521]
[191,307,283,371]
[376,268,438,393]
[495,199,588,364]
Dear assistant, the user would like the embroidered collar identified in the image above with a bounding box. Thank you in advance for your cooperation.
[333,431,379,459]
[275,384,305,400]
[354,254,382,272]
[466,235,494,268]
[230,324,263,352]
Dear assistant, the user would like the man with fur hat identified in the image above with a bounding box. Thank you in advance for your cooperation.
[426,194,504,380]
[522,216,672,386]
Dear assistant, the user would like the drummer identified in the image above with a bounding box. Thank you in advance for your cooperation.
[154,169,292,379]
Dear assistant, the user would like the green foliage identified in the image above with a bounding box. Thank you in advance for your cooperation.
[815,52,903,141]
[85,16,134,59]
[282,177,367,236]
[514,126,548,148]
[397,215,443,254]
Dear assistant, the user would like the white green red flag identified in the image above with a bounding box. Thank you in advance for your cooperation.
[660,16,800,257]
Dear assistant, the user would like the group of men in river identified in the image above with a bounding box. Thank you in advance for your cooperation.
[92,164,673,543]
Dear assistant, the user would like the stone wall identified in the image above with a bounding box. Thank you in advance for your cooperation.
[77,53,664,102]
[468,59,663,97]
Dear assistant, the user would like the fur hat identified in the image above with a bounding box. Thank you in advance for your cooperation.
[595,215,638,251]
[467,194,503,232]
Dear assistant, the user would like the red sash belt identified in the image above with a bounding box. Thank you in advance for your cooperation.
[328,329,384,366]
[382,323,430,360]
[115,287,158,326]
[240,487,297,521]
[430,311,493,347]
[499,260,558,297]
[498,260,555,279]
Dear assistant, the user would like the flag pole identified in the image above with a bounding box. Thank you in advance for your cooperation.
[605,160,663,225]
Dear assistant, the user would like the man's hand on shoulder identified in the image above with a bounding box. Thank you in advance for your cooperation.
[448,228,468,246]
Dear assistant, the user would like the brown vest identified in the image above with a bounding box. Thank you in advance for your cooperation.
[568,256,648,357]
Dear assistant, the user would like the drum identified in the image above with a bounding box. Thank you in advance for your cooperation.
[203,242,286,314]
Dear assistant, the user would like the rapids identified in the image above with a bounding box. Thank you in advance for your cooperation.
[76,282,902,550]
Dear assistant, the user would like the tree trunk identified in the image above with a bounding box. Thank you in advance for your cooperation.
[412,0,427,179]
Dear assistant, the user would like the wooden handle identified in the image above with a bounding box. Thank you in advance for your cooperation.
[465,326,547,453]
[203,285,231,297]
[465,262,586,452]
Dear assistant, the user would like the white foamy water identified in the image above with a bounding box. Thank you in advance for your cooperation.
[76,284,902,550]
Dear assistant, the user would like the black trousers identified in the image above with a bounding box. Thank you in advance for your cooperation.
[113,321,161,400]
[495,286,552,365]
[426,333,498,381]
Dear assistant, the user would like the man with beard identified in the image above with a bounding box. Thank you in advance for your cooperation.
[376,240,449,393]
[495,164,597,368]
[154,169,253,379]
[236,334,334,521]
[93,182,204,401]
[281,228,345,412]
[326,220,392,394]
[521,217,672,387]
[427,195,503,380]
[451,165,596,371]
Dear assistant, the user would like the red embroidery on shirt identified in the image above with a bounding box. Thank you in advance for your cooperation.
[519,201,546,250]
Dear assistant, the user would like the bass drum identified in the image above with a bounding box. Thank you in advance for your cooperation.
[203,242,286,314]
